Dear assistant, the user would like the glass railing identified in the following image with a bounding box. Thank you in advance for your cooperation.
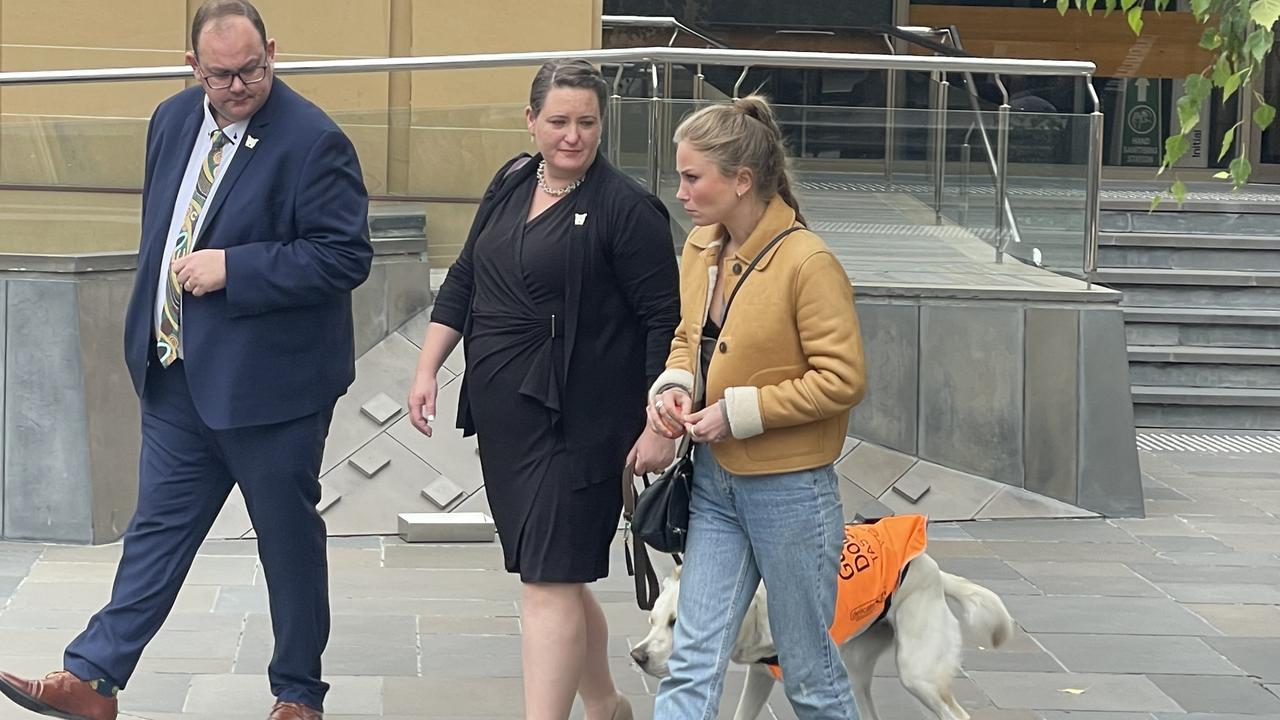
[608,98,1095,282]
[1,47,1102,285]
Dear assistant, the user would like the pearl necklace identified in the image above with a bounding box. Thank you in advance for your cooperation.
[536,160,584,197]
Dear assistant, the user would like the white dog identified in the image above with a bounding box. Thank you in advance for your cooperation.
[629,520,1014,720]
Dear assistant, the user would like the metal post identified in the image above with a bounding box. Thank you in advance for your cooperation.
[694,63,704,101]
[884,69,897,186]
[995,104,1010,262]
[932,73,949,225]
[993,74,1011,263]
[733,66,751,100]
[882,35,898,187]
[608,65,624,167]
[648,63,661,196]
[960,141,971,226]
[662,61,674,175]
[1085,78,1104,286]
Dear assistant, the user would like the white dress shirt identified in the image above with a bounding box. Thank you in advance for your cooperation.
[154,97,251,358]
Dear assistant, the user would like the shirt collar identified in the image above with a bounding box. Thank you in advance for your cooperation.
[201,96,251,145]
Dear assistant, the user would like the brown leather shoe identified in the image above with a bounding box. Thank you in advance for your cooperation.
[0,670,117,720]
[268,700,323,720]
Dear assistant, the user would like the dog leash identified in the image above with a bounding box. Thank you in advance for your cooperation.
[622,464,681,610]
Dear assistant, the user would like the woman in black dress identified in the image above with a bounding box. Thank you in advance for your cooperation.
[406,60,680,720]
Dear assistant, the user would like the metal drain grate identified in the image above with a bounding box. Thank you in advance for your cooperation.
[1137,432,1280,454]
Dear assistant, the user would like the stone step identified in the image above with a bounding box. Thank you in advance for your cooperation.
[1131,385,1280,406]
[1128,345,1280,389]
[1130,361,1280,389]
[1097,269,1280,309]
[1123,307,1280,324]
[1131,386,1280,430]
[1101,209,1280,238]
[1123,307,1280,349]
[1098,268,1280,287]
[1099,233,1280,271]
[1128,345,1280,365]
[1100,233,1280,249]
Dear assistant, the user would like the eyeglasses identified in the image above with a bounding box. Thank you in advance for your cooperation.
[199,64,268,90]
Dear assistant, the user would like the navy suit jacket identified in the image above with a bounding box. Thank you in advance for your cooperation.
[124,80,373,430]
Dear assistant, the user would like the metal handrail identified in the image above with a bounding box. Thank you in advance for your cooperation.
[0,47,1095,86]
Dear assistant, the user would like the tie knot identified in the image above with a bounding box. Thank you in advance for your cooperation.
[211,129,231,150]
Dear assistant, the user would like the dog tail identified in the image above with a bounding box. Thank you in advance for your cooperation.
[940,571,1015,649]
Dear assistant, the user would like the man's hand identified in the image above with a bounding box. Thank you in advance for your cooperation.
[172,249,227,297]
[627,426,678,475]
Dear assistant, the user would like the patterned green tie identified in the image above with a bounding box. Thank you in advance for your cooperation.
[157,129,231,366]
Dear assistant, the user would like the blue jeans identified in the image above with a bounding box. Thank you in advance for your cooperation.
[654,446,858,720]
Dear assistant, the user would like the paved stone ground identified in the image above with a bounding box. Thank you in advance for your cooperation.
[0,445,1277,720]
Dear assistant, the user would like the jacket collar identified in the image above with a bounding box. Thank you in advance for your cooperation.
[688,196,799,269]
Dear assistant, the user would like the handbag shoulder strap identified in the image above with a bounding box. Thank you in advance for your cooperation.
[722,225,802,323]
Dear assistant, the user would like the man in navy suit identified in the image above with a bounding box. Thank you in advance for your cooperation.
[0,3,371,719]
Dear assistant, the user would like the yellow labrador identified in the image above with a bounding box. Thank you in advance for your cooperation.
[629,551,1014,720]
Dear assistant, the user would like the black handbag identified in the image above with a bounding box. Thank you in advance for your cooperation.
[632,446,694,553]
[624,225,802,609]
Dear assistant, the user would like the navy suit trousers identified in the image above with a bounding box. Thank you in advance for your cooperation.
[64,359,335,709]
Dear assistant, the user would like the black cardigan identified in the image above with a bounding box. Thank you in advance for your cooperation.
[432,154,680,486]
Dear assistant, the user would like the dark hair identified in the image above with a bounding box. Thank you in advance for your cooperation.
[673,95,806,225]
[191,0,268,56]
[529,59,609,118]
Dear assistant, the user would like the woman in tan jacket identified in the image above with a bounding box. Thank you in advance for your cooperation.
[648,96,867,720]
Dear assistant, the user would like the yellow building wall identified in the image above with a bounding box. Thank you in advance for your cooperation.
[0,0,601,254]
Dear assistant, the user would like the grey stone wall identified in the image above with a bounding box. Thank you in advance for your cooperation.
[848,289,1144,518]
[0,237,431,544]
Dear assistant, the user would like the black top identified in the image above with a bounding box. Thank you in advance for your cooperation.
[699,316,721,403]
[521,190,573,305]
[432,153,680,486]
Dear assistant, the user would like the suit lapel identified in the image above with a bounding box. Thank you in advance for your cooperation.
[194,82,282,248]
[193,128,261,247]
[141,105,204,274]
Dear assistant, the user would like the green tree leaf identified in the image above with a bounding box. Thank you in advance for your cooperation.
[1224,69,1246,101]
[1164,133,1192,166]
[1176,96,1202,132]
[1250,0,1280,29]
[1127,6,1145,33]
[1229,156,1252,187]
[1213,170,1230,179]
[1255,100,1277,131]
[1245,27,1273,63]
[1185,73,1213,102]
[1150,195,1163,212]
[1171,179,1188,205]
[1058,0,1070,14]
[1191,0,1211,15]
[1220,124,1238,160]
[1201,27,1224,50]
[1211,54,1232,85]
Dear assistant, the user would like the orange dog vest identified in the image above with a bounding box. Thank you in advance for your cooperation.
[763,515,928,680]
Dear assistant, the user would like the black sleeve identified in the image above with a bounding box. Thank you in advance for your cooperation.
[609,195,681,386]
[430,155,530,332]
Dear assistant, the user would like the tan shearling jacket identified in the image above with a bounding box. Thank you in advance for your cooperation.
[650,196,866,475]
